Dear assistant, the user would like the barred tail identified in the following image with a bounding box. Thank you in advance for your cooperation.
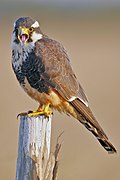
[70,99,116,153]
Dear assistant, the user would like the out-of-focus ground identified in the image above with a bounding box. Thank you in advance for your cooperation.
[0,3,120,180]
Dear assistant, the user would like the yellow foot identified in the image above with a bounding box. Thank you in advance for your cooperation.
[28,110,45,117]
[17,103,53,118]
[28,103,53,117]
[28,110,53,117]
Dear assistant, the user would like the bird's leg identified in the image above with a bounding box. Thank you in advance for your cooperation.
[28,103,53,117]
[37,105,43,112]
[44,103,53,116]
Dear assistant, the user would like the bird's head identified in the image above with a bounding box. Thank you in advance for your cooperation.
[12,17,43,47]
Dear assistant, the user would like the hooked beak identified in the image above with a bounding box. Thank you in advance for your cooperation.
[18,27,29,46]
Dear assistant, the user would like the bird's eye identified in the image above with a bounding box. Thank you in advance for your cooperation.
[29,27,34,32]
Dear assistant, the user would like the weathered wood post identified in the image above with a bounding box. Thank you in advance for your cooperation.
[16,114,60,180]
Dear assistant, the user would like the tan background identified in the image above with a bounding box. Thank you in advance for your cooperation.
[0,2,120,180]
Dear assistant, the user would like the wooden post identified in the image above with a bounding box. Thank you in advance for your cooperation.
[16,114,60,180]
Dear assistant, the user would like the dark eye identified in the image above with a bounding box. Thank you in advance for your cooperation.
[29,27,34,32]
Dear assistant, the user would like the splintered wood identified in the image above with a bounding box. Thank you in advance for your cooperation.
[16,115,61,180]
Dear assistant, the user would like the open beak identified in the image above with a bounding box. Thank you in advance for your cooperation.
[18,27,29,46]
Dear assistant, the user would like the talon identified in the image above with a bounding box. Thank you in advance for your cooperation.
[17,112,28,119]
[28,110,34,114]
[17,110,37,118]
[28,103,53,117]
[17,103,53,118]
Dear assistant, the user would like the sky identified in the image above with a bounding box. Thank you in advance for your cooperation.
[1,0,120,6]
[35,0,120,5]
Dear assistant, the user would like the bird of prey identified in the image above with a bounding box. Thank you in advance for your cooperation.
[11,17,116,153]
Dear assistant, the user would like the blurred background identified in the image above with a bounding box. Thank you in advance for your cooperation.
[0,0,120,179]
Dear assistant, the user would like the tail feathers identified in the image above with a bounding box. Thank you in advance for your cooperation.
[70,98,117,153]
[83,119,116,153]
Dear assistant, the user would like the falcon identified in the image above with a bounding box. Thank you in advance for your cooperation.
[11,17,116,153]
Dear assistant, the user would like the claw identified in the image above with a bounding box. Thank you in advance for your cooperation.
[17,103,53,118]
[17,112,28,119]
[28,103,53,117]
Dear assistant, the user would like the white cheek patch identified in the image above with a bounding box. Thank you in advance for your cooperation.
[32,31,42,43]
[13,21,16,28]
[31,21,39,28]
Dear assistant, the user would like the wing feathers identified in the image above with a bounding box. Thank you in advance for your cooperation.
[36,36,116,153]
